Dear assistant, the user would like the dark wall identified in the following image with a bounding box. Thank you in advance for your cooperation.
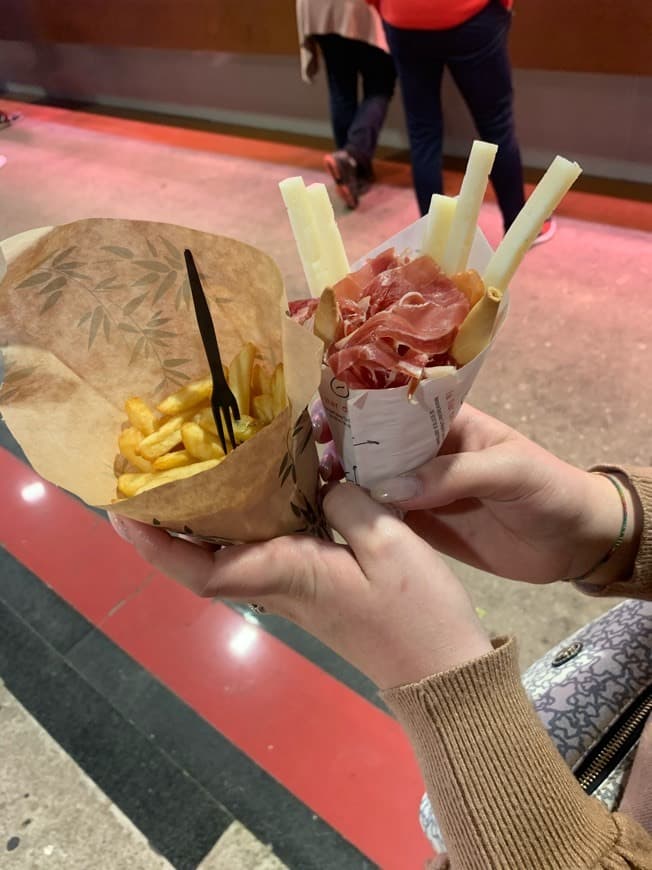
[1,0,650,76]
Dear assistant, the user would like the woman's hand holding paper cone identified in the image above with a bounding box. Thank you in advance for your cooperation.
[371,405,642,587]
[109,485,491,690]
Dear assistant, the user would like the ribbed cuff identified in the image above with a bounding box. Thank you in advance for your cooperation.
[582,465,652,600]
[382,637,618,869]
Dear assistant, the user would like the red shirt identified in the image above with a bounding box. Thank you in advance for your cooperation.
[371,0,512,30]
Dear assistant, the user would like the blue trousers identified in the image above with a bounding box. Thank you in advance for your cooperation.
[384,1,525,230]
[315,34,396,173]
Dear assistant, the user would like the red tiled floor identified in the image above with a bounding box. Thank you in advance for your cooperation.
[0,446,432,869]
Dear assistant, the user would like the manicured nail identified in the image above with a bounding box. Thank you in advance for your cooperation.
[370,476,421,503]
[108,512,133,543]
[320,453,333,481]
[310,413,324,441]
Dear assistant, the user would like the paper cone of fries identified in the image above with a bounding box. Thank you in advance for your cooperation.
[0,219,325,543]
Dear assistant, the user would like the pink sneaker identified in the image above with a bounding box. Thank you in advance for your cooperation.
[532,216,557,246]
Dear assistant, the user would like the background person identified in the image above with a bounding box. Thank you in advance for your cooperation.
[297,0,396,209]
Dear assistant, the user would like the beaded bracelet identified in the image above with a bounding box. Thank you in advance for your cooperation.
[567,471,628,582]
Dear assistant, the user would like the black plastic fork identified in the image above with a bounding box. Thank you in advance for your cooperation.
[184,249,240,454]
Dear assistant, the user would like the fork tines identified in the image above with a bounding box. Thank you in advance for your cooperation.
[184,249,240,454]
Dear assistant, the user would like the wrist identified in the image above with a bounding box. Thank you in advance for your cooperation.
[372,616,492,690]
[566,470,642,587]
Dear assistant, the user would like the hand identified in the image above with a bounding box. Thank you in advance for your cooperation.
[369,405,640,586]
[109,484,491,690]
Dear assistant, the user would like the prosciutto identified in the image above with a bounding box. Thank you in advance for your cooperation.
[288,297,319,325]
[291,249,470,389]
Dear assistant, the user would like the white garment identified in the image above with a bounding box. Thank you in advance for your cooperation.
[296,0,389,83]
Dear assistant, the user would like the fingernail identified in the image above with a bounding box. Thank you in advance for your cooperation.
[370,476,421,503]
[320,453,333,481]
[311,413,324,441]
[108,512,133,543]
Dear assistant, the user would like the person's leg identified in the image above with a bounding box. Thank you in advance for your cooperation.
[384,24,446,216]
[345,42,396,175]
[445,1,525,230]
[313,34,359,150]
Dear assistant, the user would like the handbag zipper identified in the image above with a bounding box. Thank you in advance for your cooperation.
[574,683,652,794]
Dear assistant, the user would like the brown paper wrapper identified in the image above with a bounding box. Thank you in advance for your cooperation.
[0,219,325,543]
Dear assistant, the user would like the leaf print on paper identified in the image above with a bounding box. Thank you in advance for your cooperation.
[153,271,178,303]
[129,335,146,366]
[175,277,191,310]
[123,293,149,316]
[95,275,121,291]
[159,236,183,265]
[40,290,63,314]
[118,322,139,333]
[17,272,51,289]
[88,306,105,349]
[133,260,170,274]
[133,272,159,287]
[0,362,39,404]
[52,246,77,267]
[289,491,329,539]
[38,276,67,296]
[101,245,134,259]
[279,452,290,477]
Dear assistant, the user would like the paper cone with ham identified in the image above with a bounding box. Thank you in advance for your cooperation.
[281,144,582,487]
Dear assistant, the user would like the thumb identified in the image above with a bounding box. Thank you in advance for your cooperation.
[369,446,519,510]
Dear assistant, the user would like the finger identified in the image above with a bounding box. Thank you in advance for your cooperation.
[438,404,511,456]
[319,441,344,481]
[369,445,519,510]
[322,482,410,574]
[112,510,341,608]
[109,512,217,593]
[309,400,333,443]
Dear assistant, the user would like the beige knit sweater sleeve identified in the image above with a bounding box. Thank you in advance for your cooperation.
[382,638,652,869]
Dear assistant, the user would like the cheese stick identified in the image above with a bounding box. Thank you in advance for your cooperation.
[441,140,497,275]
[422,194,456,264]
[306,182,350,287]
[279,176,322,295]
[483,156,582,291]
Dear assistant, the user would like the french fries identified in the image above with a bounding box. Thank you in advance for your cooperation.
[157,377,212,416]
[114,343,288,499]
[118,427,153,472]
[270,363,286,417]
[227,342,256,416]
[125,398,157,436]
[117,459,221,498]
[152,450,194,471]
[192,408,264,444]
[181,422,225,461]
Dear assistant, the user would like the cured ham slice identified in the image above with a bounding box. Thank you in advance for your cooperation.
[291,250,471,389]
[288,297,319,325]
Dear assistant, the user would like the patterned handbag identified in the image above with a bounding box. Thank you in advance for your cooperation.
[420,598,652,853]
